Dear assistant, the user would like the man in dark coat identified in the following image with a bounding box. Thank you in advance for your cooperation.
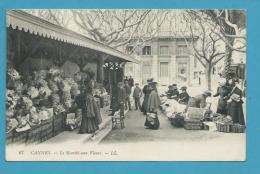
[178,86,190,105]
[124,80,132,110]
[133,83,142,110]
[188,91,211,108]
[141,78,153,114]
[128,76,134,89]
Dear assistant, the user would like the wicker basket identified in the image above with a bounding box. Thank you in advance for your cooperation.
[216,122,231,133]
[40,119,53,142]
[230,124,246,133]
[53,114,65,137]
[13,130,28,144]
[27,124,41,144]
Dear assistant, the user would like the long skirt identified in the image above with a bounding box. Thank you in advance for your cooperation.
[216,98,228,115]
[78,96,101,134]
[141,94,150,114]
[228,101,245,125]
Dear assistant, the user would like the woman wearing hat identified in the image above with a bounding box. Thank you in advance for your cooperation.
[144,82,160,130]
[213,79,230,115]
[227,79,245,125]
[141,78,153,114]
[178,86,190,105]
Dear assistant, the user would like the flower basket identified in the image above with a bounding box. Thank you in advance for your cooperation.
[13,130,28,144]
[40,118,53,143]
[53,113,65,137]
[216,122,231,133]
[27,124,41,144]
[230,124,246,133]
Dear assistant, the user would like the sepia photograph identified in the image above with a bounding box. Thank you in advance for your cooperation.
[5,9,246,161]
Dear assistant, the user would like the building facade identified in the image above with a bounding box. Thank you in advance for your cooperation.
[124,36,201,86]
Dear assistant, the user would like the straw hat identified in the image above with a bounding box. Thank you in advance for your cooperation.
[180,86,187,91]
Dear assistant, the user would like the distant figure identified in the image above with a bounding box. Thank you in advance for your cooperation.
[213,79,230,115]
[117,82,126,118]
[144,82,160,130]
[128,76,134,89]
[124,80,132,110]
[188,90,212,108]
[133,83,142,110]
[178,86,190,105]
[141,78,153,115]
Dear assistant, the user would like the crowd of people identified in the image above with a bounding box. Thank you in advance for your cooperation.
[110,75,245,131]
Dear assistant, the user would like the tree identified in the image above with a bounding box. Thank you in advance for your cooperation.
[182,12,226,90]
[72,10,168,50]
[195,10,246,79]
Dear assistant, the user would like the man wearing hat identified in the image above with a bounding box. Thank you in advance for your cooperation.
[188,90,212,108]
[178,86,190,105]
[133,83,142,110]
[166,84,179,100]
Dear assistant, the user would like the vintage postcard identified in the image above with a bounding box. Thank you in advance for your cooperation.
[6,9,246,161]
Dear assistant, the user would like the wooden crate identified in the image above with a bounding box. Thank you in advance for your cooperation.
[27,124,41,144]
[216,122,231,133]
[53,113,66,136]
[6,131,13,145]
[230,124,246,133]
[40,119,53,142]
[13,130,28,144]
[184,124,203,130]
[186,107,205,120]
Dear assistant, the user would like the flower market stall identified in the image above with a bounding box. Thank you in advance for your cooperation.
[6,10,139,145]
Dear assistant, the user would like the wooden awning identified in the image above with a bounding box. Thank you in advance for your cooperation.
[6,10,139,63]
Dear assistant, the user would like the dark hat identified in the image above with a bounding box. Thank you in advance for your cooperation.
[135,83,139,85]
[172,84,177,86]
[180,86,187,90]
[147,78,154,82]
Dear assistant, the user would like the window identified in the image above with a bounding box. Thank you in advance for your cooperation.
[160,62,169,77]
[177,45,189,56]
[126,46,133,54]
[142,46,151,55]
[194,57,198,68]
[160,46,169,55]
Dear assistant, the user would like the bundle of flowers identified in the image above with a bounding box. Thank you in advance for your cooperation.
[15,81,24,94]
[39,85,52,98]
[38,109,50,121]
[33,70,47,80]
[62,91,72,109]
[49,68,62,77]
[35,79,48,87]
[59,80,71,92]
[28,106,41,126]
[6,89,20,109]
[54,104,65,114]
[214,115,233,124]
[22,96,33,110]
[27,86,39,99]
[51,94,60,107]
[7,68,20,80]
[48,80,59,92]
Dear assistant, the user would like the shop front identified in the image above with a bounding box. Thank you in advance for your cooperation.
[6,10,138,145]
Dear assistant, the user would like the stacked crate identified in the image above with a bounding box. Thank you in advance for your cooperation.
[230,124,246,133]
[13,130,28,144]
[40,119,53,142]
[184,107,204,130]
[53,113,65,137]
[27,124,41,144]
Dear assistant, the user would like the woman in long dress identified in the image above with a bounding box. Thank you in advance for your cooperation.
[144,82,160,130]
[78,73,102,134]
[213,80,230,115]
[141,79,152,114]
[227,79,245,125]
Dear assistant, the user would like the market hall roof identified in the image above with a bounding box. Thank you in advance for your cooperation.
[6,10,139,63]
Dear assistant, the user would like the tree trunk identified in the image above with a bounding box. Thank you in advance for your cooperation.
[224,37,234,79]
[205,63,212,90]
